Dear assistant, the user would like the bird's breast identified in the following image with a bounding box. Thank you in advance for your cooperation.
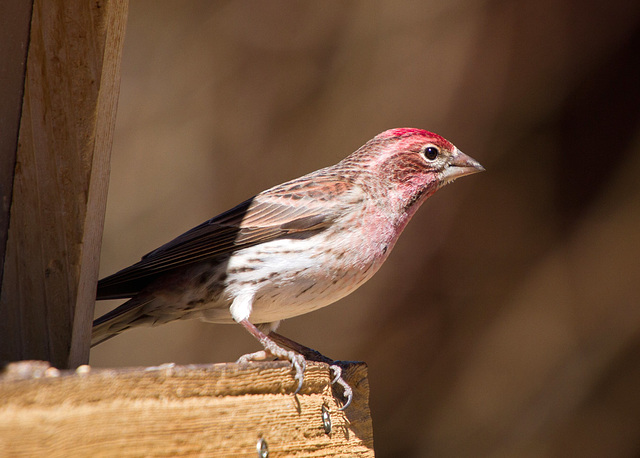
[222,221,392,323]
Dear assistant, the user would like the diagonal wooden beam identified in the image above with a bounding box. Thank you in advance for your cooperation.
[0,1,33,292]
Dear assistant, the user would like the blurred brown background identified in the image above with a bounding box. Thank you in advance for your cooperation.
[90,1,640,456]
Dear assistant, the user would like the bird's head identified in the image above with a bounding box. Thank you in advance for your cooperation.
[344,128,484,214]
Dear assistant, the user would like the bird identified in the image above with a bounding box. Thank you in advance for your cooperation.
[92,128,484,407]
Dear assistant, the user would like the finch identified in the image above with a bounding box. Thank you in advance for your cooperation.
[92,128,484,405]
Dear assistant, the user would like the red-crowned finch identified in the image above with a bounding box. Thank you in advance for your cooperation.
[93,128,484,407]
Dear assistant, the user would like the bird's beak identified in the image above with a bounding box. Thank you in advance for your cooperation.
[440,148,485,185]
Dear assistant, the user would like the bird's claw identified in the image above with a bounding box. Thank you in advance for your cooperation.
[237,347,307,394]
[236,350,270,363]
[264,341,307,394]
[290,352,306,394]
[330,364,353,410]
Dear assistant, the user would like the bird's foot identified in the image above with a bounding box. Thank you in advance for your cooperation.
[328,363,353,410]
[236,350,270,362]
[237,320,307,394]
[268,331,354,409]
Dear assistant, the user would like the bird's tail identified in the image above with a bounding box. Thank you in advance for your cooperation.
[91,296,155,347]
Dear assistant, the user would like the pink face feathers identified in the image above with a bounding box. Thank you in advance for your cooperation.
[373,128,455,152]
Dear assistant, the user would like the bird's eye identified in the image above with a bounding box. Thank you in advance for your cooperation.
[423,146,439,161]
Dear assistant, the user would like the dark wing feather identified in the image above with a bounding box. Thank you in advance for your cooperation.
[97,175,356,300]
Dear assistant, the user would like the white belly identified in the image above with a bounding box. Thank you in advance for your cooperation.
[198,229,387,325]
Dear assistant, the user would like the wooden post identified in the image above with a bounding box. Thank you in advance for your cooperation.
[0,0,128,368]
[0,361,375,456]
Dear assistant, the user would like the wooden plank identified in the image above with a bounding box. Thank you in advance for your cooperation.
[0,0,128,368]
[0,0,33,291]
[0,361,374,457]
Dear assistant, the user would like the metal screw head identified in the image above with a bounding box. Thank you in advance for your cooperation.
[322,405,332,434]
[256,438,268,458]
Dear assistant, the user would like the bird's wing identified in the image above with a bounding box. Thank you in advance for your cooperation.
[96,174,358,299]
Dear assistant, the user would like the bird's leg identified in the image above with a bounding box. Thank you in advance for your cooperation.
[236,319,306,394]
[268,331,353,410]
[268,331,332,364]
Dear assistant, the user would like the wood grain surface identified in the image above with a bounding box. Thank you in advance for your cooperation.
[0,360,374,457]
